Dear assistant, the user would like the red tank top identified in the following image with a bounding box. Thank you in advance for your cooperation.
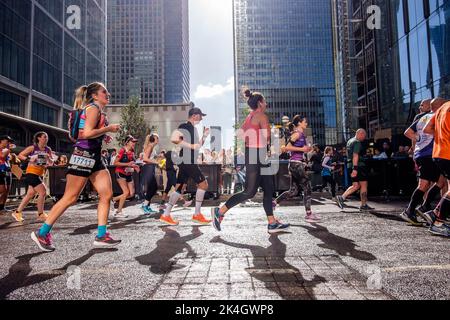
[242,110,267,148]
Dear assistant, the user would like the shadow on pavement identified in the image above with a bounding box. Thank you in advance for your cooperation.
[0,248,118,299]
[69,215,154,236]
[367,211,405,222]
[293,223,376,261]
[210,234,326,299]
[135,226,203,274]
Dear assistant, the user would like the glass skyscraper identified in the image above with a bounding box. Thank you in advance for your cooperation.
[107,0,189,105]
[0,0,107,151]
[376,0,450,138]
[233,0,338,145]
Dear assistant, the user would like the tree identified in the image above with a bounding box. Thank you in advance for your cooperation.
[116,96,150,153]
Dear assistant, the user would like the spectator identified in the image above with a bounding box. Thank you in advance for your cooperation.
[222,149,234,194]
[394,146,408,158]
[381,141,392,158]
[101,150,109,167]
[56,155,68,166]
[309,144,323,191]
[109,149,117,166]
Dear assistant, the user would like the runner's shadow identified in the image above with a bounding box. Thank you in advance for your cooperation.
[135,226,202,274]
[368,211,404,222]
[69,216,151,235]
[210,235,326,299]
[0,248,118,299]
[294,223,376,261]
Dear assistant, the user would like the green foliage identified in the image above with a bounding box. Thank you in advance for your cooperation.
[116,96,150,152]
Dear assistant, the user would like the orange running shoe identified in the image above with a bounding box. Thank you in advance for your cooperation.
[192,213,212,225]
[159,215,179,226]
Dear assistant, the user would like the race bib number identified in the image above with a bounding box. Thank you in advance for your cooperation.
[69,154,95,169]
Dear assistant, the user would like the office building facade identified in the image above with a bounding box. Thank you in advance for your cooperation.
[107,0,189,105]
[233,0,338,145]
[0,0,107,151]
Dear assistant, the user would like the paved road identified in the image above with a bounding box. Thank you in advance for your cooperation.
[0,196,448,300]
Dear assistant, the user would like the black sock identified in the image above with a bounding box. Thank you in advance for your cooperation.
[0,204,4,210]
[436,197,450,221]
[423,185,441,209]
[407,189,425,214]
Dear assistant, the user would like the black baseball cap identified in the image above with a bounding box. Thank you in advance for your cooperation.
[0,135,14,142]
[188,107,207,117]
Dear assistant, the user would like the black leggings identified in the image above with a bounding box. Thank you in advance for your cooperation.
[276,161,312,212]
[320,175,336,197]
[224,148,274,217]
[142,164,158,202]
[165,170,177,194]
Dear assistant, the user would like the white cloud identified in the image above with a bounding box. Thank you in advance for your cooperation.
[194,77,234,99]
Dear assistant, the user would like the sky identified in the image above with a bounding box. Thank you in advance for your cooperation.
[189,0,235,149]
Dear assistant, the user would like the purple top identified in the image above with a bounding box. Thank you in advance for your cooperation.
[290,130,306,161]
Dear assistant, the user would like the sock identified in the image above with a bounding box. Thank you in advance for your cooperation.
[39,223,53,237]
[0,204,4,210]
[406,189,425,214]
[160,200,166,205]
[164,192,181,217]
[195,189,206,215]
[423,185,441,209]
[144,200,150,206]
[97,225,107,238]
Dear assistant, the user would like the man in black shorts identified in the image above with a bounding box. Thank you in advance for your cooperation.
[160,107,211,226]
[337,129,373,211]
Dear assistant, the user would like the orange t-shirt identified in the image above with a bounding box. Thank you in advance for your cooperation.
[432,104,450,160]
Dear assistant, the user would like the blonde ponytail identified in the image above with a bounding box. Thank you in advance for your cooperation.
[74,85,88,110]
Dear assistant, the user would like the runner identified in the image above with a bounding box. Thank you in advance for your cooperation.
[211,88,290,233]
[13,132,54,222]
[160,107,211,226]
[112,135,140,219]
[140,133,161,215]
[0,135,14,214]
[336,129,374,211]
[423,98,450,237]
[320,146,337,201]
[159,150,192,212]
[401,99,444,225]
[31,82,121,252]
[272,115,320,222]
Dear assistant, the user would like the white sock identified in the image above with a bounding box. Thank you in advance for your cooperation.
[144,200,150,206]
[164,192,181,217]
[195,189,206,215]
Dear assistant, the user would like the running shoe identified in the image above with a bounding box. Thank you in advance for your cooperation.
[359,204,375,212]
[159,215,179,226]
[428,223,450,237]
[142,205,158,215]
[93,232,121,247]
[305,212,322,223]
[37,212,48,222]
[268,220,290,234]
[113,210,128,220]
[336,196,345,209]
[12,210,24,222]
[192,213,212,225]
[416,209,436,225]
[211,207,224,231]
[183,200,193,208]
[399,210,422,226]
[31,230,55,252]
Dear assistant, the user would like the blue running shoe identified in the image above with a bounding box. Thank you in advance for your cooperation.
[268,220,290,234]
[142,204,158,215]
[211,207,224,231]
[429,223,450,237]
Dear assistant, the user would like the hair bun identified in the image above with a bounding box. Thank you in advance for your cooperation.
[244,89,252,98]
